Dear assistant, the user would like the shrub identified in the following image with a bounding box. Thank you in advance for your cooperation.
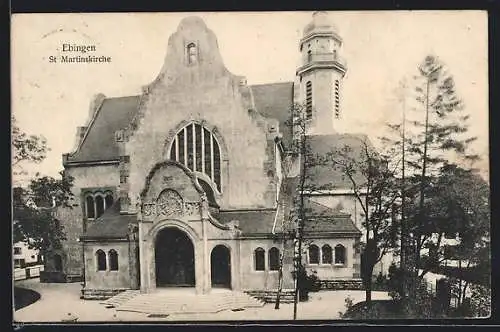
[291,265,321,301]
[469,284,491,318]
[387,263,404,300]
[373,272,388,291]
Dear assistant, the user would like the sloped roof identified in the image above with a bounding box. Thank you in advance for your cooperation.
[250,82,294,145]
[66,96,140,163]
[66,83,294,163]
[303,197,361,235]
[81,202,137,239]
[215,210,280,235]
[307,133,374,190]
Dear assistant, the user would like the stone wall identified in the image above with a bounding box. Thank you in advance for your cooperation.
[244,289,295,303]
[46,164,120,280]
[238,238,295,291]
[317,279,364,290]
[83,240,134,290]
[303,237,357,280]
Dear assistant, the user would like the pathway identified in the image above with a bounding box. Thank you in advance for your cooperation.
[13,278,390,322]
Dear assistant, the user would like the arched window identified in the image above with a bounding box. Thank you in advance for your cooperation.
[322,244,333,264]
[105,193,114,210]
[96,249,107,271]
[169,122,222,191]
[306,81,313,119]
[334,80,340,119]
[268,247,280,271]
[95,196,105,218]
[307,49,312,62]
[254,247,265,271]
[335,244,346,265]
[54,254,63,272]
[85,192,114,219]
[86,196,95,219]
[109,249,118,271]
[187,43,198,64]
[308,244,319,264]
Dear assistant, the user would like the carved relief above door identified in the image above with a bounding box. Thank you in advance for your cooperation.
[157,189,184,218]
[141,188,201,222]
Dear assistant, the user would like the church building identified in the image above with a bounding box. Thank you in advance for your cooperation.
[43,12,373,299]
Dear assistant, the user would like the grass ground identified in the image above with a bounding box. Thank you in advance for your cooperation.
[13,287,41,311]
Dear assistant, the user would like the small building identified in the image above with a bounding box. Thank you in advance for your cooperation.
[13,241,41,268]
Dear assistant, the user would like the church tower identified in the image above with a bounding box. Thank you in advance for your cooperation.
[296,11,347,135]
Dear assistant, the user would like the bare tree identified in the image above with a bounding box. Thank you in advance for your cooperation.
[324,137,401,304]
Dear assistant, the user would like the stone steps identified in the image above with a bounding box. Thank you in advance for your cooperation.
[83,288,130,300]
[244,289,296,303]
[100,290,141,307]
[111,290,264,315]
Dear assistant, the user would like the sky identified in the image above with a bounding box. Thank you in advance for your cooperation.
[11,11,489,182]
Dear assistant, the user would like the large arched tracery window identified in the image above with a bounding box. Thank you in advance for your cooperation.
[169,122,222,191]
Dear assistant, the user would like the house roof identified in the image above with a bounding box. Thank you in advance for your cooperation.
[81,202,137,240]
[215,210,281,235]
[307,133,373,190]
[66,96,140,163]
[66,83,295,164]
[303,197,361,235]
[249,82,294,145]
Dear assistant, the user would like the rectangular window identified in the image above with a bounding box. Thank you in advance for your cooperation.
[334,80,340,119]
[178,130,185,165]
[186,124,194,170]
[195,124,203,172]
[213,142,221,191]
[204,129,212,177]
[14,247,22,255]
[306,81,313,119]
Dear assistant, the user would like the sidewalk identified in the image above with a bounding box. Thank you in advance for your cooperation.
[13,278,390,322]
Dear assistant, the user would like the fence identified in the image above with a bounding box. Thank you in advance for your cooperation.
[14,265,44,281]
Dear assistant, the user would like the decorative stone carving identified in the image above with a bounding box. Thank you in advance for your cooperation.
[184,202,200,217]
[140,188,204,221]
[156,189,183,218]
[142,203,156,217]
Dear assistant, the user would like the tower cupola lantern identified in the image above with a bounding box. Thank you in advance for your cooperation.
[297,11,348,134]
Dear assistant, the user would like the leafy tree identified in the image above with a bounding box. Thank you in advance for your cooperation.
[13,173,75,253]
[12,118,74,254]
[430,165,490,315]
[12,116,49,181]
[385,55,481,314]
[324,138,401,304]
[469,284,491,317]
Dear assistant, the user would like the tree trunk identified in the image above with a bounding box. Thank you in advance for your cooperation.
[365,267,374,305]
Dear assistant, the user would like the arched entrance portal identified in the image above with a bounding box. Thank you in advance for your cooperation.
[211,245,231,288]
[155,227,195,287]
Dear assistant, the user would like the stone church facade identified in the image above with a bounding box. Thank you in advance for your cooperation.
[43,12,373,298]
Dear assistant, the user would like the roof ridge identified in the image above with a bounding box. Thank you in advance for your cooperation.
[249,81,294,87]
[67,96,107,159]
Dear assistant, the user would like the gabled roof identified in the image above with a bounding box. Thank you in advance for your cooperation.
[250,82,294,145]
[81,202,137,240]
[66,96,140,163]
